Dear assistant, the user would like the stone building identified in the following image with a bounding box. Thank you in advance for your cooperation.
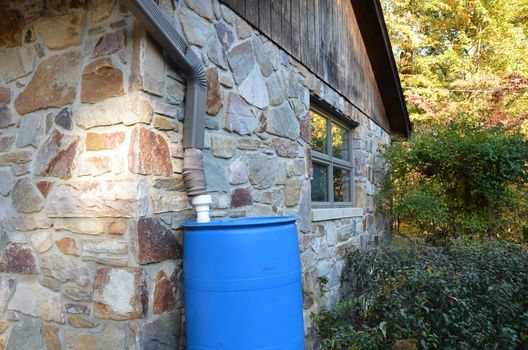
[0,0,409,348]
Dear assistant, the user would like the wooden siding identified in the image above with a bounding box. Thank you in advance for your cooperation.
[221,0,390,131]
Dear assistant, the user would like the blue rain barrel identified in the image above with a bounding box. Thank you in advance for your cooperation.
[183,216,304,350]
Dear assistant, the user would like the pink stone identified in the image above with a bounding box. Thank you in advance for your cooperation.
[128,126,172,176]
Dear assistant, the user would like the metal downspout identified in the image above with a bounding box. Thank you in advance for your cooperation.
[123,0,211,222]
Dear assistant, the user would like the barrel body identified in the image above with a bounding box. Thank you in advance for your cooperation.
[183,216,304,350]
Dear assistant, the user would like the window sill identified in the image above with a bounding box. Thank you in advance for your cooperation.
[311,207,364,222]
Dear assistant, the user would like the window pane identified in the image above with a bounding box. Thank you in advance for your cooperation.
[332,122,349,160]
[310,111,328,154]
[311,163,328,202]
[333,167,351,202]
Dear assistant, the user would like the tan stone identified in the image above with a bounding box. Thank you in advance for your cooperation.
[30,231,52,253]
[206,67,222,115]
[68,315,99,328]
[0,9,24,48]
[93,267,143,320]
[8,280,64,323]
[0,321,8,334]
[0,151,32,166]
[65,326,125,350]
[34,11,83,50]
[81,58,123,103]
[54,218,104,235]
[46,180,148,218]
[130,24,165,96]
[15,51,81,115]
[81,239,128,267]
[150,192,191,213]
[40,254,91,286]
[56,237,79,256]
[90,0,115,22]
[128,126,173,176]
[153,115,178,130]
[107,220,128,235]
[42,324,61,350]
[76,92,153,129]
[86,131,125,151]
[78,156,112,176]
[0,46,35,83]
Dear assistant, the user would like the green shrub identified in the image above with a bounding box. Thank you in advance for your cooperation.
[380,121,528,241]
[315,238,528,349]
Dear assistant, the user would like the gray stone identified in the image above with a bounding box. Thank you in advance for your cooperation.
[248,154,277,189]
[0,136,15,152]
[284,178,301,207]
[228,157,248,185]
[5,317,44,350]
[224,93,256,135]
[55,107,73,130]
[0,278,15,314]
[16,114,44,147]
[266,74,285,106]
[206,38,228,70]
[298,181,312,232]
[221,4,236,24]
[180,7,213,47]
[204,155,229,192]
[0,169,14,195]
[273,137,298,158]
[258,188,284,206]
[11,178,44,213]
[239,68,269,109]
[211,134,236,159]
[137,311,181,350]
[167,77,185,105]
[267,102,299,140]
[236,18,252,39]
[252,36,274,77]
[215,21,235,49]
[131,28,165,96]
[184,0,214,20]
[227,40,255,84]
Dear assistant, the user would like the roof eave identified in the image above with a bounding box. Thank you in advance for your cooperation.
[351,0,411,138]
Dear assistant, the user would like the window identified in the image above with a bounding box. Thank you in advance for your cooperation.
[310,105,354,206]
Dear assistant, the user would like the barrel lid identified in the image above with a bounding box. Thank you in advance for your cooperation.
[183,216,296,228]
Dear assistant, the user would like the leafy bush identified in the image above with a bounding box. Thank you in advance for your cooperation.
[380,121,528,241]
[315,238,528,349]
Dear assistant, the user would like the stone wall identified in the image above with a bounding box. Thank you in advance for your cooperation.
[0,0,391,348]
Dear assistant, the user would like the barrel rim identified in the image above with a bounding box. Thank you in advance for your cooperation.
[183,216,297,228]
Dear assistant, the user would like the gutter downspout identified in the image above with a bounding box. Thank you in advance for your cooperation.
[123,0,211,222]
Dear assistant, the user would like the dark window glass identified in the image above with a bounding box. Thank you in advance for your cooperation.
[333,167,351,202]
[332,122,349,160]
[309,111,328,154]
[311,163,328,202]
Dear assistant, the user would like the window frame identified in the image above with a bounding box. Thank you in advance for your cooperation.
[310,103,356,208]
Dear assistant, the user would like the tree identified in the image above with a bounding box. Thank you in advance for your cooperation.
[381,0,528,135]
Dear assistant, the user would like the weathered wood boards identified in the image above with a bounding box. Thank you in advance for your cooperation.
[220,0,390,130]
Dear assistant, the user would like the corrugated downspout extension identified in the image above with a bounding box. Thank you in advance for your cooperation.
[124,0,211,222]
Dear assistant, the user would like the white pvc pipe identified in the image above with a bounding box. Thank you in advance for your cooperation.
[192,194,212,223]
